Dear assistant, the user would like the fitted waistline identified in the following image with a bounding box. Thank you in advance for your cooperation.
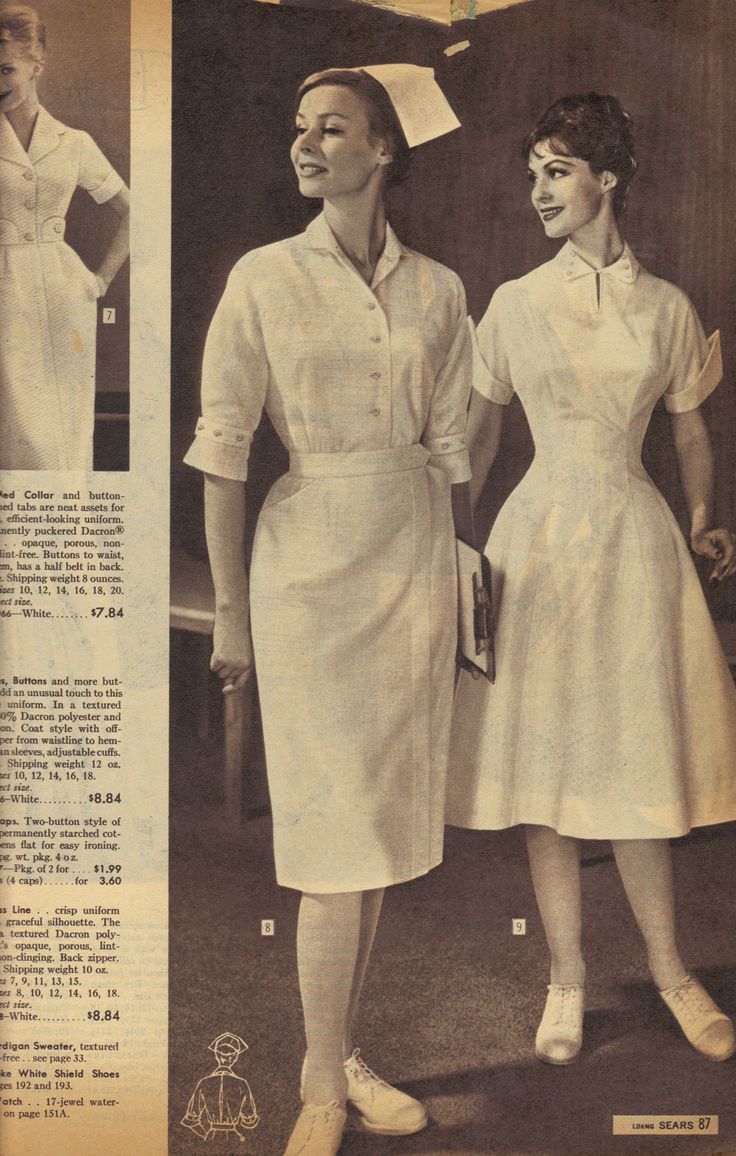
[0,218,66,245]
[0,238,66,246]
[289,444,430,478]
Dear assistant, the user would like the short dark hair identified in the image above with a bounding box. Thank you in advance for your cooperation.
[523,93,637,216]
[295,68,412,188]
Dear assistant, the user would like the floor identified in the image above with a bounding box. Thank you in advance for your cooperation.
[168,716,736,1156]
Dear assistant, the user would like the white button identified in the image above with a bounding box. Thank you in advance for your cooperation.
[24,198,34,210]
[371,336,382,344]
[370,407,381,416]
[23,170,34,181]
[24,232,33,241]
[368,302,377,311]
[369,371,381,380]
[54,222,62,233]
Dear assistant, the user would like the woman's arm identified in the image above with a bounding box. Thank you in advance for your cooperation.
[204,474,254,691]
[671,407,736,581]
[95,186,130,296]
[467,390,505,519]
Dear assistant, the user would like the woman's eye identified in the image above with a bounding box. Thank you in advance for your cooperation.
[322,127,343,135]
[527,172,536,184]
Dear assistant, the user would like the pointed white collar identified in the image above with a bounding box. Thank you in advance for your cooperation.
[553,240,640,284]
[0,106,67,166]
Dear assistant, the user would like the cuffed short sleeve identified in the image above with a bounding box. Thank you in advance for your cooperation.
[664,329,722,414]
[77,131,125,204]
[421,275,472,484]
[473,287,515,405]
[663,290,722,413]
[184,256,270,481]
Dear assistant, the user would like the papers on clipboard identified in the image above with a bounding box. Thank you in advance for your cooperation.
[456,538,495,682]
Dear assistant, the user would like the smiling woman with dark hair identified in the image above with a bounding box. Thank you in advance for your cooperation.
[185,64,471,1155]
[449,91,736,1069]
[0,3,130,470]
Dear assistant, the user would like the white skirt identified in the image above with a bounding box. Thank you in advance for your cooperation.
[250,444,457,892]
[0,238,98,470]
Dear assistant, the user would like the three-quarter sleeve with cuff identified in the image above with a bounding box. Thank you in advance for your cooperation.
[663,292,722,414]
[421,275,473,484]
[473,285,515,406]
[184,256,270,481]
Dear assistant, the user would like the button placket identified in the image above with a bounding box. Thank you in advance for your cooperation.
[366,300,390,425]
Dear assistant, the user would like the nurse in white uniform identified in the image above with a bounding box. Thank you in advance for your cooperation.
[0,4,130,471]
[449,93,736,1068]
[185,65,471,1154]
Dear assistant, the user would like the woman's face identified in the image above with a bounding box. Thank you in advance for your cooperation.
[0,43,41,113]
[291,84,391,201]
[528,140,612,239]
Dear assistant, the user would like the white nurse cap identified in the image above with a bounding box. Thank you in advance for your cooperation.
[301,63,460,148]
[357,64,460,148]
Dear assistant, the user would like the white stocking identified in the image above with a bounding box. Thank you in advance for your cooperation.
[612,838,686,990]
[297,890,363,1105]
[525,825,586,985]
[343,887,385,1059]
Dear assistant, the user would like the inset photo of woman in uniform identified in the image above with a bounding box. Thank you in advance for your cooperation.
[0,1,130,472]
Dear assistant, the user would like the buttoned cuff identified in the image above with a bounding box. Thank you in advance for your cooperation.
[183,417,253,481]
[424,434,471,483]
[664,331,722,413]
[89,169,125,204]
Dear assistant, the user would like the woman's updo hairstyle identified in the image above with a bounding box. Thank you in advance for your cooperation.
[0,4,46,63]
[295,68,412,187]
[523,93,637,216]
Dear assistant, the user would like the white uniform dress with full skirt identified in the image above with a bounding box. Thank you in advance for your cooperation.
[448,242,736,839]
[185,213,472,891]
[0,108,124,470]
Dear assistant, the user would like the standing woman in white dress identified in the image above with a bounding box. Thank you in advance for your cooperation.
[185,65,472,1155]
[449,93,736,1066]
[0,4,130,470]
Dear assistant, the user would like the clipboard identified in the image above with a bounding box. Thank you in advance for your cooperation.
[456,538,495,682]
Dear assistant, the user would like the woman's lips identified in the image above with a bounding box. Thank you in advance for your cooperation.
[541,207,563,221]
[298,163,327,177]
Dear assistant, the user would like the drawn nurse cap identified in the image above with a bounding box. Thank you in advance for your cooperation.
[300,63,461,147]
[208,1032,248,1064]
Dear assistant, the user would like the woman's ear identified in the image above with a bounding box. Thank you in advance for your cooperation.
[377,144,394,168]
[600,169,618,195]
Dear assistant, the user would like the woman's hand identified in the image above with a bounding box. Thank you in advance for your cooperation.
[691,528,736,583]
[211,615,255,694]
[93,274,109,299]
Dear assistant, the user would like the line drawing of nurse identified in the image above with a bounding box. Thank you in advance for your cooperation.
[0,3,130,471]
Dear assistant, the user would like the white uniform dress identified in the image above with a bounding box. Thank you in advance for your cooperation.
[448,242,736,840]
[185,213,472,891]
[0,108,124,470]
